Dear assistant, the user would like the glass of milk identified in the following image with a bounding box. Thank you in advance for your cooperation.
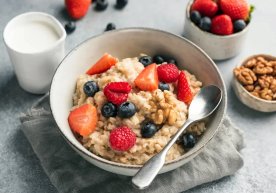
[3,12,66,94]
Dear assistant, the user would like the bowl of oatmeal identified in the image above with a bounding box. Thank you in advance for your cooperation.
[50,28,226,176]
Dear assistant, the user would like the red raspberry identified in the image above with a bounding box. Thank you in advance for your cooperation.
[177,71,193,104]
[157,64,179,83]
[211,15,233,36]
[109,126,136,151]
[191,0,218,18]
[103,82,131,105]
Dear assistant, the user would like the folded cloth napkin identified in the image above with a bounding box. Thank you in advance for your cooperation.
[20,94,245,193]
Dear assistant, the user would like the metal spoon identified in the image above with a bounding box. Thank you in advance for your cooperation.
[132,85,222,189]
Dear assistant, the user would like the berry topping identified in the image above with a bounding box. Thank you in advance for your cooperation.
[64,21,76,34]
[101,102,117,118]
[65,0,91,19]
[191,0,218,17]
[177,71,193,104]
[190,11,201,26]
[134,63,159,91]
[86,53,118,75]
[199,17,211,32]
[211,15,233,35]
[105,23,116,31]
[157,64,179,83]
[83,81,99,97]
[118,101,136,118]
[153,55,165,64]
[166,58,178,66]
[141,122,158,138]
[115,0,128,9]
[158,82,170,91]
[182,133,196,149]
[139,56,153,67]
[219,0,250,21]
[95,0,108,11]
[68,104,98,137]
[109,126,136,151]
[234,20,247,32]
[103,82,132,105]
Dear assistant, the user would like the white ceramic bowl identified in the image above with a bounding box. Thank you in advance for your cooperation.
[232,54,276,112]
[50,28,227,176]
[184,0,250,60]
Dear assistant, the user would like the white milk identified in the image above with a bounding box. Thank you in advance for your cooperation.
[7,20,60,53]
[3,12,66,94]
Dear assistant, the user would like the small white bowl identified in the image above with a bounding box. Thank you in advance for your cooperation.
[184,0,250,60]
[50,28,227,176]
[232,54,276,112]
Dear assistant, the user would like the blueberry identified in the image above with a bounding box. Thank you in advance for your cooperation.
[158,82,170,91]
[139,56,153,67]
[105,23,116,31]
[118,101,136,118]
[199,17,211,32]
[83,81,99,97]
[182,133,196,149]
[64,21,76,34]
[234,20,246,33]
[101,102,117,118]
[153,55,165,64]
[115,0,128,9]
[190,11,201,25]
[141,122,158,138]
[166,58,178,65]
[95,0,108,11]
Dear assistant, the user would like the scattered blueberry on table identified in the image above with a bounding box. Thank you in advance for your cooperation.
[64,21,76,34]
[95,0,108,11]
[105,22,116,31]
[115,0,128,9]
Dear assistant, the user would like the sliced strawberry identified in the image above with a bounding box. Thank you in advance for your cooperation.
[134,63,158,91]
[68,104,98,137]
[86,53,118,75]
[177,71,193,104]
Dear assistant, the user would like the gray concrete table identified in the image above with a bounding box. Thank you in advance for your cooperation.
[0,0,275,192]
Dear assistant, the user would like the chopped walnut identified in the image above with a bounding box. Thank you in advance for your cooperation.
[234,66,257,85]
[244,85,254,92]
[270,78,276,92]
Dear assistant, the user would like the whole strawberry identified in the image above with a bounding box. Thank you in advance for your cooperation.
[211,15,233,35]
[65,0,91,19]
[109,126,136,151]
[219,0,249,21]
[191,0,218,17]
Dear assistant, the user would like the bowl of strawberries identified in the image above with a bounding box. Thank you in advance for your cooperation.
[184,0,254,60]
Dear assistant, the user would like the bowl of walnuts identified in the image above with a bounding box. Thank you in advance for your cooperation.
[232,54,276,112]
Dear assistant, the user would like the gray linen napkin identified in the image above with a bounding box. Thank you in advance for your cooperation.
[20,94,245,193]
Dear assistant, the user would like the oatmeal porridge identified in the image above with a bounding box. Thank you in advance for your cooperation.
[68,53,205,165]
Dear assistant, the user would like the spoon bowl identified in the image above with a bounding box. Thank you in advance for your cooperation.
[132,85,222,189]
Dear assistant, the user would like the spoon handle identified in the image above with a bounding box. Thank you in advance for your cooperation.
[132,119,193,189]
